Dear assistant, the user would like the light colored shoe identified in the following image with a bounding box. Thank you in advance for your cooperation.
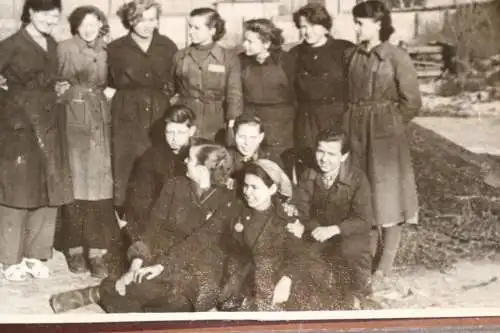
[22,258,50,279]
[2,262,30,282]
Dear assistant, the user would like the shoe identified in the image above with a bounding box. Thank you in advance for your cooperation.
[2,262,30,282]
[22,258,50,279]
[89,256,108,279]
[50,286,100,314]
[66,253,88,274]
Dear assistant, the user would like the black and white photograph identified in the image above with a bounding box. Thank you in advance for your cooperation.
[0,0,498,322]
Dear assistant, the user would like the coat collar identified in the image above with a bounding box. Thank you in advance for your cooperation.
[124,29,166,55]
[314,157,354,188]
[187,43,225,63]
[73,34,106,53]
[356,41,390,60]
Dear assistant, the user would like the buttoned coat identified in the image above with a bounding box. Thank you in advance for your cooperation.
[173,44,242,142]
[0,29,73,208]
[107,30,178,205]
[344,42,421,226]
[58,35,113,200]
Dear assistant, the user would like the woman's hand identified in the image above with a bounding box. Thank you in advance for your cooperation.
[286,219,305,239]
[55,80,71,96]
[272,276,292,305]
[0,74,7,90]
[282,203,298,217]
[133,264,164,284]
[114,271,134,296]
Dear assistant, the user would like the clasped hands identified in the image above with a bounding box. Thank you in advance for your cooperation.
[114,264,164,296]
[283,203,340,242]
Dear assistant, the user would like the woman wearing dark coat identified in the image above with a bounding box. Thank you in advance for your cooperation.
[240,19,296,158]
[50,144,238,313]
[218,159,353,311]
[0,0,73,281]
[290,4,354,154]
[344,1,421,286]
[173,8,242,144]
[107,0,178,207]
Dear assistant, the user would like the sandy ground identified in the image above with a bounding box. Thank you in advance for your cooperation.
[1,251,500,315]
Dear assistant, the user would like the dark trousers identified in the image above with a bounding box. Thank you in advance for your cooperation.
[59,199,119,251]
[339,233,373,297]
[99,277,194,313]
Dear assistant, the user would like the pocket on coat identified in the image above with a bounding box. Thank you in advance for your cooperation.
[372,105,402,139]
[67,100,88,128]
[204,70,226,92]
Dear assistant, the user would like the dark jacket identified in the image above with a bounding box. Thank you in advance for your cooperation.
[219,201,352,311]
[344,41,421,226]
[107,30,178,205]
[0,29,73,208]
[122,119,189,241]
[127,176,238,311]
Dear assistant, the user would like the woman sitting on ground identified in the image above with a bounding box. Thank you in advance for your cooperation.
[50,143,238,313]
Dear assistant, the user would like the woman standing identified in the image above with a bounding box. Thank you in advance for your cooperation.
[0,0,73,281]
[108,0,178,208]
[344,1,421,286]
[240,19,296,158]
[57,6,120,278]
[290,4,354,155]
[173,7,242,144]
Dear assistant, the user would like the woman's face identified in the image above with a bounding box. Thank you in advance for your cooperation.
[243,173,274,211]
[298,16,327,45]
[165,121,194,154]
[29,8,60,35]
[242,30,268,56]
[132,6,159,39]
[185,146,209,186]
[78,13,103,43]
[188,14,215,45]
[354,17,380,43]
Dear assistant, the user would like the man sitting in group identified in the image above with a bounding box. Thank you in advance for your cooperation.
[291,128,378,309]
[121,104,197,242]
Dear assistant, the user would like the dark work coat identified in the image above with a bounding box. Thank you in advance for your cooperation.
[240,50,296,155]
[0,29,73,208]
[344,42,421,226]
[173,43,242,142]
[122,119,188,241]
[219,201,352,311]
[290,37,354,150]
[107,30,178,206]
[126,176,238,311]
[293,158,373,295]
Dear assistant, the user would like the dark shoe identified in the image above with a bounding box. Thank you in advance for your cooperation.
[66,253,88,274]
[89,256,109,279]
[50,286,100,314]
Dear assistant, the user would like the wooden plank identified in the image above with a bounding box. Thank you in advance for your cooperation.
[417,69,442,78]
[407,45,442,54]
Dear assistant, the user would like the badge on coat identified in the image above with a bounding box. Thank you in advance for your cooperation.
[208,64,225,73]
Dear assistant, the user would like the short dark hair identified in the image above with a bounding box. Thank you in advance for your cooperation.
[244,163,275,188]
[193,144,233,187]
[352,0,395,42]
[21,0,62,24]
[163,104,196,127]
[293,3,332,31]
[189,7,226,42]
[243,18,284,51]
[316,128,350,155]
[68,6,108,36]
[116,0,162,31]
[234,113,264,134]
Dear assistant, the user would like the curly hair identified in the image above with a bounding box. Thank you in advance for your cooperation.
[194,144,233,187]
[68,5,108,37]
[292,3,332,31]
[21,0,62,24]
[244,18,284,51]
[189,7,226,42]
[352,0,395,42]
[116,0,161,31]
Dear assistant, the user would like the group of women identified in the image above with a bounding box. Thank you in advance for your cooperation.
[0,0,421,312]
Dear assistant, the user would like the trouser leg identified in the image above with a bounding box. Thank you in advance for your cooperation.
[24,206,57,260]
[0,205,27,265]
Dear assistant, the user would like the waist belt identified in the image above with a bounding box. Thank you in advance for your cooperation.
[299,96,343,105]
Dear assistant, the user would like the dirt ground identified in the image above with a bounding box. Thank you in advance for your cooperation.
[1,250,500,315]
